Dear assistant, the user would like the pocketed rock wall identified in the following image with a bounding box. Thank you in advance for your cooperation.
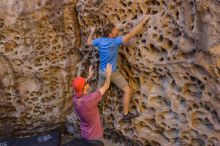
[0,0,82,136]
[0,0,220,146]
[76,0,220,145]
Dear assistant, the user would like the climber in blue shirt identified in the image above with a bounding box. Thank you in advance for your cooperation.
[87,15,150,121]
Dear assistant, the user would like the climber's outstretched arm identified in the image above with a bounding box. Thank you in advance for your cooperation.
[122,15,150,43]
[99,63,112,95]
[87,27,96,45]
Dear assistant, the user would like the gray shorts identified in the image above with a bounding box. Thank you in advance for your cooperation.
[98,70,128,89]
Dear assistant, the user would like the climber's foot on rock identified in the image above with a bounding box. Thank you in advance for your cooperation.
[122,112,139,121]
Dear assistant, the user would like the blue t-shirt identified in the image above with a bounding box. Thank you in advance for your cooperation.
[92,36,123,72]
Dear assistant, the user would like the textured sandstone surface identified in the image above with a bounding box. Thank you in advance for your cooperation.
[0,0,81,136]
[0,0,220,146]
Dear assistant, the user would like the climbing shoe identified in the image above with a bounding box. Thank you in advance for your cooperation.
[122,112,139,121]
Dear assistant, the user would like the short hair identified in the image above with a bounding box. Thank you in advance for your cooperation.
[103,23,115,37]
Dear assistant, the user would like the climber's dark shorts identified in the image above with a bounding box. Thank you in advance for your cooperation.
[63,137,104,146]
[98,70,128,89]
[82,138,104,146]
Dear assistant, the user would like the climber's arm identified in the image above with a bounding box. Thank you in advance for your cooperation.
[99,64,112,95]
[87,27,96,45]
[122,15,150,43]
[86,66,94,82]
